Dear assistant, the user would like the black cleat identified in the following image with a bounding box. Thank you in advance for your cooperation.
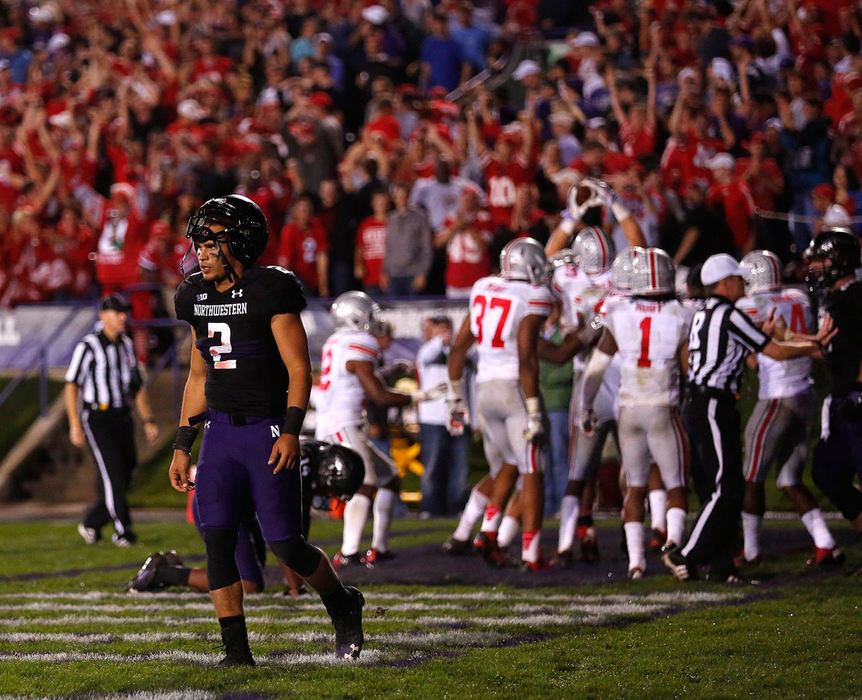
[550,549,574,568]
[217,619,255,667]
[579,528,600,563]
[442,536,472,555]
[332,551,363,568]
[362,548,395,566]
[128,552,167,592]
[217,649,256,667]
[327,586,365,660]
[806,547,846,568]
[473,532,511,567]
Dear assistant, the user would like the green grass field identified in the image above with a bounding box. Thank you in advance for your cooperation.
[0,517,859,697]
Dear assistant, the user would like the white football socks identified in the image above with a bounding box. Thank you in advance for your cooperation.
[498,515,520,548]
[341,493,371,557]
[624,521,646,572]
[665,507,686,548]
[801,508,835,549]
[741,512,762,561]
[453,487,489,541]
[522,529,541,563]
[480,504,503,533]
[648,489,668,531]
[371,487,396,553]
[557,495,580,553]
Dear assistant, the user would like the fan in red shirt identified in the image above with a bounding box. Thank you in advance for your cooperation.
[277,193,329,297]
[705,153,756,254]
[734,134,784,213]
[434,188,493,299]
[355,189,389,295]
[660,107,723,196]
[467,108,534,230]
[93,183,148,294]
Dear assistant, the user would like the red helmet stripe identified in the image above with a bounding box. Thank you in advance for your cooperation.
[649,249,658,290]
[593,229,608,268]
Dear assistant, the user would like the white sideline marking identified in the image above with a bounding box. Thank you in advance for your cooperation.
[0,591,743,604]
[0,600,703,619]
[0,629,506,646]
[0,650,386,666]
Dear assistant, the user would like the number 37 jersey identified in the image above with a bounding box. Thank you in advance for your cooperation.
[469,276,554,384]
[174,266,307,417]
[602,297,694,407]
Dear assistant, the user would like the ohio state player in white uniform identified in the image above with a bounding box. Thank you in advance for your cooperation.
[545,178,647,566]
[735,250,839,566]
[447,238,553,569]
[549,231,621,565]
[316,292,444,566]
[581,248,693,578]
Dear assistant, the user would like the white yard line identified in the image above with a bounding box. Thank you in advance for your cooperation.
[0,650,386,666]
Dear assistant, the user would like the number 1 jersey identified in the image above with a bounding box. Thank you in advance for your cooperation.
[469,276,554,384]
[174,266,307,417]
[603,296,694,407]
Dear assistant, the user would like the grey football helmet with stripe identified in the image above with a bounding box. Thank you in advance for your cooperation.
[500,237,549,285]
[572,226,615,274]
[631,247,675,296]
[740,249,782,293]
[331,291,383,333]
[611,246,645,291]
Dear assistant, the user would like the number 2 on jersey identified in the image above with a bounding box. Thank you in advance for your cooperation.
[473,295,512,348]
[319,345,333,390]
[208,322,236,369]
[637,316,652,368]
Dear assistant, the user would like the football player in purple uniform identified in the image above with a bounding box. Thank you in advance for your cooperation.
[169,195,364,666]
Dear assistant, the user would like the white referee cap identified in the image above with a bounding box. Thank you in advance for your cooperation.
[701,253,744,286]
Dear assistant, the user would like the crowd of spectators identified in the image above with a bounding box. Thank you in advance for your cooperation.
[2,0,862,319]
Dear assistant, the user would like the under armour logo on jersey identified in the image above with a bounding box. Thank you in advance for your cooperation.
[271,425,280,438]
[205,420,211,429]
[232,289,244,299]
[196,293,208,301]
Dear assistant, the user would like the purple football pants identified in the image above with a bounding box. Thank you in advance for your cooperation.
[192,492,266,589]
[195,410,303,544]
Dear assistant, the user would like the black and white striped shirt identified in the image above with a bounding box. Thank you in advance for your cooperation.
[687,296,769,395]
[65,331,143,409]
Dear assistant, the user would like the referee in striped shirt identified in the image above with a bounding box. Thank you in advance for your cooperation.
[64,294,159,546]
[663,255,834,582]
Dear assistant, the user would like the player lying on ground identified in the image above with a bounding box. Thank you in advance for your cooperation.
[131,440,364,594]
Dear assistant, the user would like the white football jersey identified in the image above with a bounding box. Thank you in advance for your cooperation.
[603,297,694,407]
[314,329,381,436]
[736,288,813,399]
[470,276,553,384]
[552,263,613,373]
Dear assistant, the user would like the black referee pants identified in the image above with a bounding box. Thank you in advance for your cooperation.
[81,407,137,538]
[681,393,743,576]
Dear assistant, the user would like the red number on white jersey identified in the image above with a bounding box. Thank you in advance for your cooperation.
[473,294,512,349]
[637,316,652,368]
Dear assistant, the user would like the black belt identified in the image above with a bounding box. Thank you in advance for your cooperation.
[88,403,130,412]
[686,385,735,402]
[195,409,280,427]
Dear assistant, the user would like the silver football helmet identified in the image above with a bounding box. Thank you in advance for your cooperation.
[631,247,675,296]
[331,291,383,333]
[740,249,782,293]
[610,246,645,291]
[500,237,549,285]
[572,226,615,275]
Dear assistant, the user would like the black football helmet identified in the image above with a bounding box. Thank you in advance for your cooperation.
[317,443,365,501]
[803,230,861,291]
[186,194,268,268]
